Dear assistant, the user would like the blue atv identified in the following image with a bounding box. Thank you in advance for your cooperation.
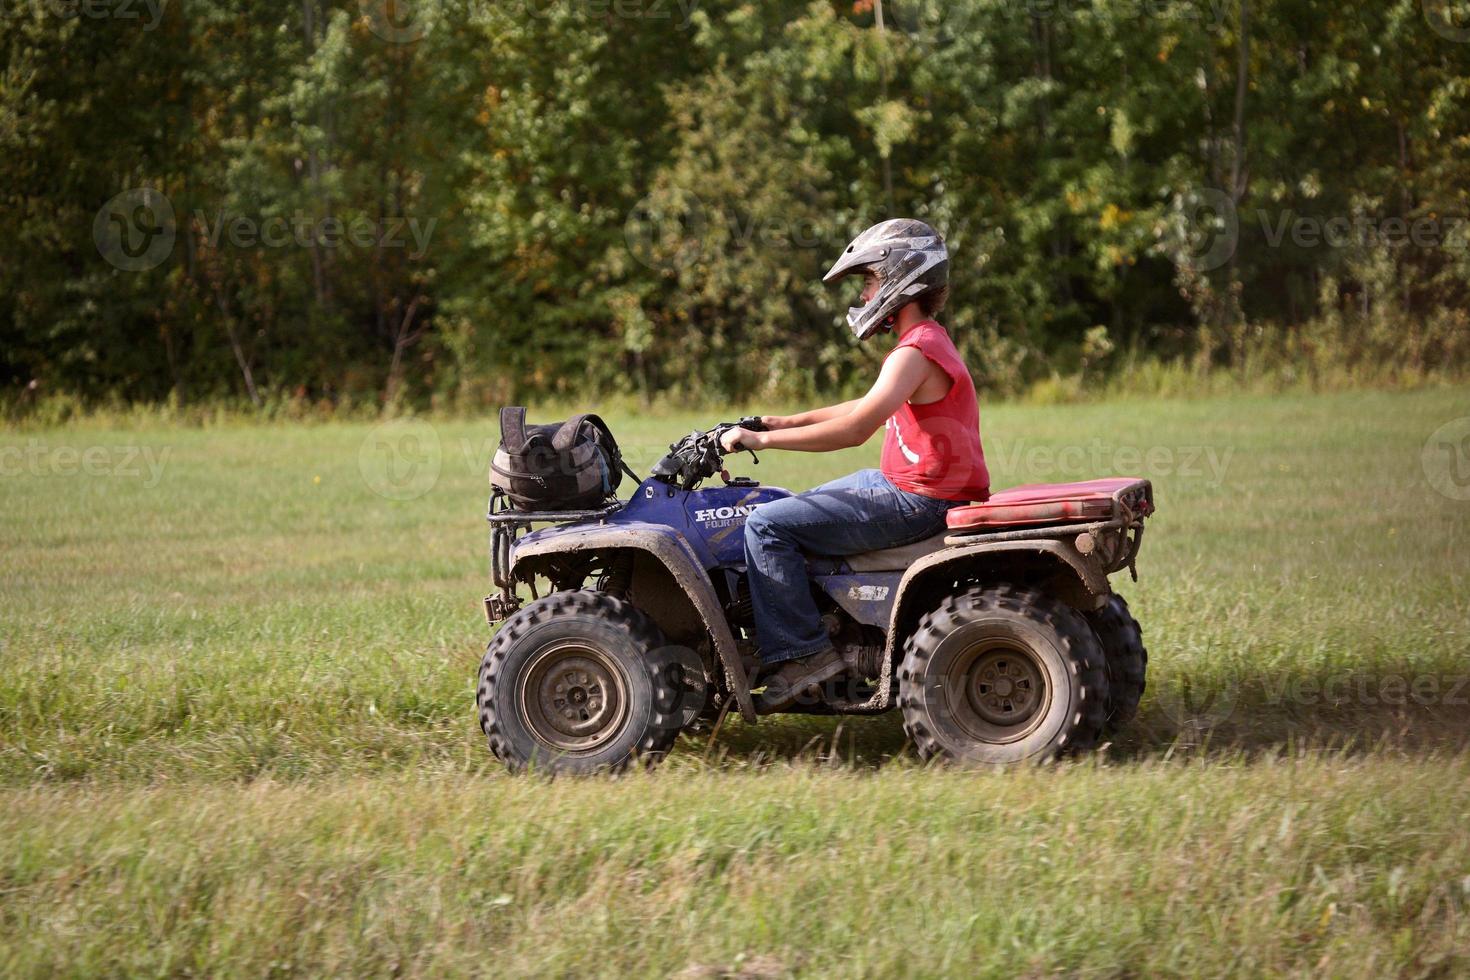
[478,418,1155,773]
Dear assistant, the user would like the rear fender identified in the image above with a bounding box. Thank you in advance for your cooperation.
[510,525,757,723]
[883,538,1110,670]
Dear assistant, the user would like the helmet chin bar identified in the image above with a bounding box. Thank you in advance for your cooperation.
[845,305,902,341]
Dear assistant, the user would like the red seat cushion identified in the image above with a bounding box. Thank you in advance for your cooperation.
[947,477,1148,530]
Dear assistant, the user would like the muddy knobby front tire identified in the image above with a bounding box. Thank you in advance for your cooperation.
[898,585,1109,766]
[477,590,684,774]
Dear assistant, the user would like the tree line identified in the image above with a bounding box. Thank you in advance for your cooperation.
[3,0,1468,409]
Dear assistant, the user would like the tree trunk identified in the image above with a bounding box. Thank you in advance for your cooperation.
[383,295,425,406]
[212,284,262,407]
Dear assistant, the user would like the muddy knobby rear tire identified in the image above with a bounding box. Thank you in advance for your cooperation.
[1084,594,1148,734]
[898,584,1109,765]
[477,590,684,774]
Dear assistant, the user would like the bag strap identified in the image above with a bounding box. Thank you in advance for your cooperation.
[581,413,617,451]
[499,406,529,452]
[582,413,641,483]
[551,413,594,452]
[550,412,640,485]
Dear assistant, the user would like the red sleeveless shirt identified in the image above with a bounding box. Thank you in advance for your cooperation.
[879,321,990,502]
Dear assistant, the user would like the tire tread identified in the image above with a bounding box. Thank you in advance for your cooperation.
[1085,594,1148,734]
[476,589,681,773]
[897,584,1109,764]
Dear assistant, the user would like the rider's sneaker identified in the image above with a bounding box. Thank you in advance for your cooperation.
[737,641,766,681]
[754,648,849,714]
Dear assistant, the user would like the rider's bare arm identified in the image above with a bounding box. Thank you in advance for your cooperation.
[727,349,935,453]
[764,399,861,430]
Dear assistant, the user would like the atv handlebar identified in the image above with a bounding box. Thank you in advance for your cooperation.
[711,416,769,441]
[651,417,769,491]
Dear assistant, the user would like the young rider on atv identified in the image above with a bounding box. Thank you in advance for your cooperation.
[719,219,992,711]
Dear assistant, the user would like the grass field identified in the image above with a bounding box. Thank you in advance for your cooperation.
[2,387,1469,976]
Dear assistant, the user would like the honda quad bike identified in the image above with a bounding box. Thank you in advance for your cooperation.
[477,419,1155,773]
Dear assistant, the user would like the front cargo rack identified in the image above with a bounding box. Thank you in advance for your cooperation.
[484,491,623,618]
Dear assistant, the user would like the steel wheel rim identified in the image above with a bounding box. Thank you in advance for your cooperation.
[518,640,630,754]
[944,639,1050,744]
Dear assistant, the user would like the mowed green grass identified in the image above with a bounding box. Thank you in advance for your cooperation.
[1,387,1468,976]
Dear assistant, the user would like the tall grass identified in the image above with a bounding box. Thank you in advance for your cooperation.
[1,386,1468,974]
[3,759,1468,976]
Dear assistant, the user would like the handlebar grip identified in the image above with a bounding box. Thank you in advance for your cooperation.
[738,416,769,432]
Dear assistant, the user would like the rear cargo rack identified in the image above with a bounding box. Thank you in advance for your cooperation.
[943,479,1154,579]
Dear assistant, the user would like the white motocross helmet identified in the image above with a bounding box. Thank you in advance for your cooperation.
[822,218,949,340]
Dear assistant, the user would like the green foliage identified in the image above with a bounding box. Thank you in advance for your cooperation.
[2,1,1469,406]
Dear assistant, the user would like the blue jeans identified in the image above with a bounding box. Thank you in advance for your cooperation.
[743,469,958,664]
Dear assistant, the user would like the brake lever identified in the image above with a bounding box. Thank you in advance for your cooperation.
[713,419,762,466]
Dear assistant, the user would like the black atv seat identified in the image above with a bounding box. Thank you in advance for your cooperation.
[840,531,952,573]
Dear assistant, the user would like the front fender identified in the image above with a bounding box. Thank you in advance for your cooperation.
[510,525,757,723]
